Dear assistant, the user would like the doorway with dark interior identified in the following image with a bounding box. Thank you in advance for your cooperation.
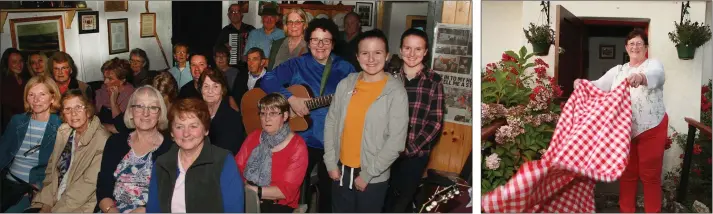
[172,1,222,67]
[554,5,649,100]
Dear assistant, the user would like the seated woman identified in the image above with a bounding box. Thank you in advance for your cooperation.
[96,86,173,213]
[0,76,62,212]
[112,71,179,135]
[236,93,308,213]
[95,57,136,133]
[1,48,31,133]
[323,29,409,213]
[199,68,245,155]
[29,89,111,212]
[146,98,244,213]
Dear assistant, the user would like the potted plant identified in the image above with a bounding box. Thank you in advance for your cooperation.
[668,19,712,60]
[524,23,555,56]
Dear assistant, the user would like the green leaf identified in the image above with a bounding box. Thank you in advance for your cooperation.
[482,179,491,190]
[483,141,493,149]
[519,46,527,59]
[505,50,518,60]
[493,170,503,177]
[495,147,506,155]
[523,150,536,161]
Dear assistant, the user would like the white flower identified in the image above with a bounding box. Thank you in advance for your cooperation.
[485,153,501,170]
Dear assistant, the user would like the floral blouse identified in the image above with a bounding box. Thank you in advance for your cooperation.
[112,138,157,213]
[592,58,666,137]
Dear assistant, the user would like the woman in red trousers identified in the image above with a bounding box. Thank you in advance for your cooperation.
[575,28,667,213]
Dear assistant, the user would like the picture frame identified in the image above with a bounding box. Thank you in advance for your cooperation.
[9,15,66,52]
[78,11,99,34]
[107,18,129,54]
[258,1,279,16]
[623,52,630,64]
[140,13,156,38]
[599,45,615,59]
[406,15,427,30]
[105,1,128,12]
[355,2,373,27]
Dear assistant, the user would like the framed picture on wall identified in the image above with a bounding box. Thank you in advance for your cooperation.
[9,15,66,52]
[355,2,373,27]
[105,1,129,12]
[599,45,615,59]
[140,13,156,38]
[78,11,99,34]
[406,15,427,30]
[107,18,129,54]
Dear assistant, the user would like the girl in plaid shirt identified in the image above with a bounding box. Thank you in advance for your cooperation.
[384,28,445,213]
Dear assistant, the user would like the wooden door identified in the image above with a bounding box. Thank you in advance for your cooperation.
[554,5,585,99]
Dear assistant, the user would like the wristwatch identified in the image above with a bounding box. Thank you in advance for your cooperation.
[257,186,263,199]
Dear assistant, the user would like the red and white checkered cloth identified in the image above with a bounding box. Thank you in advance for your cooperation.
[482,80,633,213]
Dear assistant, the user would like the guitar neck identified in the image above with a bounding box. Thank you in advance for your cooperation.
[305,95,334,110]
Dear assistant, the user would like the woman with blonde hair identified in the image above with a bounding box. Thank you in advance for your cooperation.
[96,86,173,213]
[267,8,310,71]
[0,76,62,212]
[151,71,179,109]
[29,89,111,212]
[27,52,49,77]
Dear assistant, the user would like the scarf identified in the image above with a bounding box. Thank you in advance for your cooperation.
[482,79,632,212]
[244,123,291,187]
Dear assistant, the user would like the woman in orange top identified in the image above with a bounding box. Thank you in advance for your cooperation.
[323,29,409,213]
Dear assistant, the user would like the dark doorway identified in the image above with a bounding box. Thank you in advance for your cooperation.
[172,1,222,67]
[554,5,649,100]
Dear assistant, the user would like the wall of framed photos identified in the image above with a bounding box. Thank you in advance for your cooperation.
[0,1,173,82]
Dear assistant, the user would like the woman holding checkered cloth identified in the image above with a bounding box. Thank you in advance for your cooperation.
[574,28,667,213]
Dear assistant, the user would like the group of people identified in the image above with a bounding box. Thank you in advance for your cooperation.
[0,4,444,214]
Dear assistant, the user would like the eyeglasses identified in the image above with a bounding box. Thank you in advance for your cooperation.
[259,111,283,118]
[286,20,305,26]
[24,145,41,157]
[627,42,645,47]
[310,38,333,46]
[62,105,86,114]
[131,104,161,114]
[229,11,241,14]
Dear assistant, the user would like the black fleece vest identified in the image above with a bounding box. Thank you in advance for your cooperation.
[154,139,229,212]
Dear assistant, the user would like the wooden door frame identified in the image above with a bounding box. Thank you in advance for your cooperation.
[554,5,584,88]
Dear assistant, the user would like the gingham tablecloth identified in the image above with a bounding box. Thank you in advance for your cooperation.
[482,79,633,213]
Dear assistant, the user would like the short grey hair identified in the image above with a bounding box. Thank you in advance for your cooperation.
[124,86,169,131]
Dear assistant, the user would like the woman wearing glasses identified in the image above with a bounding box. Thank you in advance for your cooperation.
[235,93,308,213]
[29,89,111,212]
[96,86,173,213]
[260,18,356,213]
[0,76,62,212]
[573,28,666,213]
[267,8,310,71]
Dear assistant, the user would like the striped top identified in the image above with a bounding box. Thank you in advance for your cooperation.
[7,119,48,183]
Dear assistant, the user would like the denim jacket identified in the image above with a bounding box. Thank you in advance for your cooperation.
[0,113,62,187]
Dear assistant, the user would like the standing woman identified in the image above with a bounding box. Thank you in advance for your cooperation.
[27,52,50,77]
[235,93,308,213]
[267,8,310,71]
[575,29,666,213]
[146,98,244,213]
[1,48,31,133]
[323,29,409,213]
[384,28,445,213]
[0,76,62,212]
[199,68,245,155]
[29,89,111,212]
[95,58,136,131]
[96,86,173,213]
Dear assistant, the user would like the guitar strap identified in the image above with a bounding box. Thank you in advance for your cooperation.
[319,56,333,96]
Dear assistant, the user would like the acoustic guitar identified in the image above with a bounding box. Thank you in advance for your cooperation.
[241,84,333,134]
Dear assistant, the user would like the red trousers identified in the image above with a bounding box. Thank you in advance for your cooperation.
[619,114,668,213]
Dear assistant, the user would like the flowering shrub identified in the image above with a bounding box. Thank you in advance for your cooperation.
[661,79,712,211]
[481,47,562,193]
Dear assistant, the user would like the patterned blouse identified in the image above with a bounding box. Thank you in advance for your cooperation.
[112,137,158,213]
[592,58,666,137]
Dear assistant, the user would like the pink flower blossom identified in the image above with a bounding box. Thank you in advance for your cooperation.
[486,153,501,170]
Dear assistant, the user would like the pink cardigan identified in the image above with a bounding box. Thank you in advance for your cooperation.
[95,83,135,113]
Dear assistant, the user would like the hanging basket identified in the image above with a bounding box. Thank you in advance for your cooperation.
[676,45,697,60]
[532,42,551,56]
